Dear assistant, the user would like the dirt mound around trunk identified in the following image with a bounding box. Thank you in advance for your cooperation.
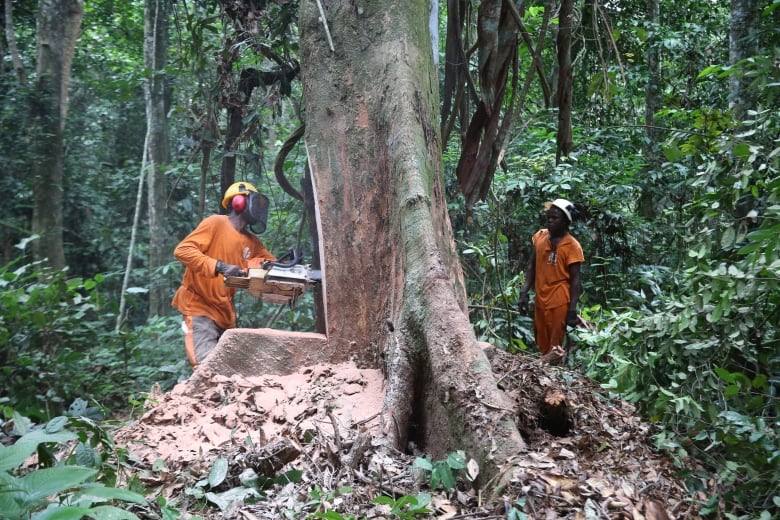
[115,360,385,464]
[113,337,706,518]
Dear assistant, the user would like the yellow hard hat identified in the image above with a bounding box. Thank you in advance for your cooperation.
[221,181,258,209]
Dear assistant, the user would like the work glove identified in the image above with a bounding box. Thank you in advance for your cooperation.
[566,309,579,327]
[518,293,530,315]
[215,260,245,278]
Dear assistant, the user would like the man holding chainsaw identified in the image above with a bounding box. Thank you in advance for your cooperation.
[517,198,584,360]
[172,181,275,367]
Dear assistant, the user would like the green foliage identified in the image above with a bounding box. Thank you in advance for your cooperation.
[0,254,190,419]
[412,451,474,492]
[0,413,147,519]
[580,104,780,512]
[372,493,432,518]
[303,486,355,519]
[181,453,305,513]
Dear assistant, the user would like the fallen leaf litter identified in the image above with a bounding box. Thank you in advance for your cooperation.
[112,349,710,518]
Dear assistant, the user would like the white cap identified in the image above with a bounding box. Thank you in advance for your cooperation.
[550,198,575,223]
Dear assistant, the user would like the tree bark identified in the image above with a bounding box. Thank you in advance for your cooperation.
[144,0,173,316]
[4,0,26,83]
[638,0,661,219]
[30,0,83,269]
[299,0,525,488]
[729,0,759,119]
[555,0,574,163]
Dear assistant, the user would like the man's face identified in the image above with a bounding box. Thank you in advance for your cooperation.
[546,207,569,234]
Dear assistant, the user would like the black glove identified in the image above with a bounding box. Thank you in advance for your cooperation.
[518,293,530,314]
[215,260,245,277]
[566,309,579,327]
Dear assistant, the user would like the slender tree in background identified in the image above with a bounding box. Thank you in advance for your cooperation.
[729,0,760,119]
[4,0,25,83]
[452,0,522,207]
[29,0,83,269]
[555,0,574,163]
[144,0,172,316]
[638,0,661,218]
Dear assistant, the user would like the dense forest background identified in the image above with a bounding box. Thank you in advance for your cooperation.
[1,0,778,516]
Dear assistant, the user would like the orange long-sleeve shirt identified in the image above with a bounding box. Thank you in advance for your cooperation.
[171,215,275,329]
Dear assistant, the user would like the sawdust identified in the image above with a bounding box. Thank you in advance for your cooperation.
[112,344,710,518]
[115,361,385,464]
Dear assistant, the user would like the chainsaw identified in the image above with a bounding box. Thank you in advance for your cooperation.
[223,249,321,307]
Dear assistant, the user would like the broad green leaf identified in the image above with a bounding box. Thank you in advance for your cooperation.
[436,463,456,490]
[0,441,38,472]
[32,505,93,520]
[0,492,24,519]
[205,487,260,512]
[414,457,433,471]
[19,429,78,446]
[207,457,228,488]
[84,504,140,520]
[714,367,733,382]
[18,466,97,501]
[446,451,466,470]
[78,485,146,504]
[733,143,750,160]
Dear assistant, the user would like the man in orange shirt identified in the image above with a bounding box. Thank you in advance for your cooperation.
[172,181,275,367]
[518,198,584,357]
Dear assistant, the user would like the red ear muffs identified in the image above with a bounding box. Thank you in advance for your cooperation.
[231,194,247,213]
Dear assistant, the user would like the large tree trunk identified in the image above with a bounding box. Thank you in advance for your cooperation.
[30,0,83,269]
[144,0,172,316]
[299,0,524,487]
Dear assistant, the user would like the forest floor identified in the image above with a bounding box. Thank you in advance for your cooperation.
[113,345,710,519]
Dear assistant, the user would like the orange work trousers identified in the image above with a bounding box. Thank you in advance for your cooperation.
[533,304,568,355]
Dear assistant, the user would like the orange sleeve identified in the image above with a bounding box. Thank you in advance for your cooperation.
[173,216,221,277]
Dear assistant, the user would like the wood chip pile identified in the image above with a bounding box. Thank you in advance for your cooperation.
[113,350,710,519]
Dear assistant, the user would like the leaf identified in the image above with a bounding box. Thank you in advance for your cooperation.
[32,506,94,520]
[466,458,480,481]
[78,485,147,504]
[372,496,393,505]
[18,429,78,446]
[720,227,736,248]
[733,143,750,160]
[446,451,466,470]
[18,466,98,502]
[274,469,303,484]
[436,463,457,491]
[207,457,228,488]
[414,457,433,471]
[83,504,141,520]
[714,367,734,383]
[206,487,261,512]
[309,512,347,520]
[204,491,229,512]
[0,441,38,472]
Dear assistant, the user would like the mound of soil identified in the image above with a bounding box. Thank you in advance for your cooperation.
[114,337,707,519]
